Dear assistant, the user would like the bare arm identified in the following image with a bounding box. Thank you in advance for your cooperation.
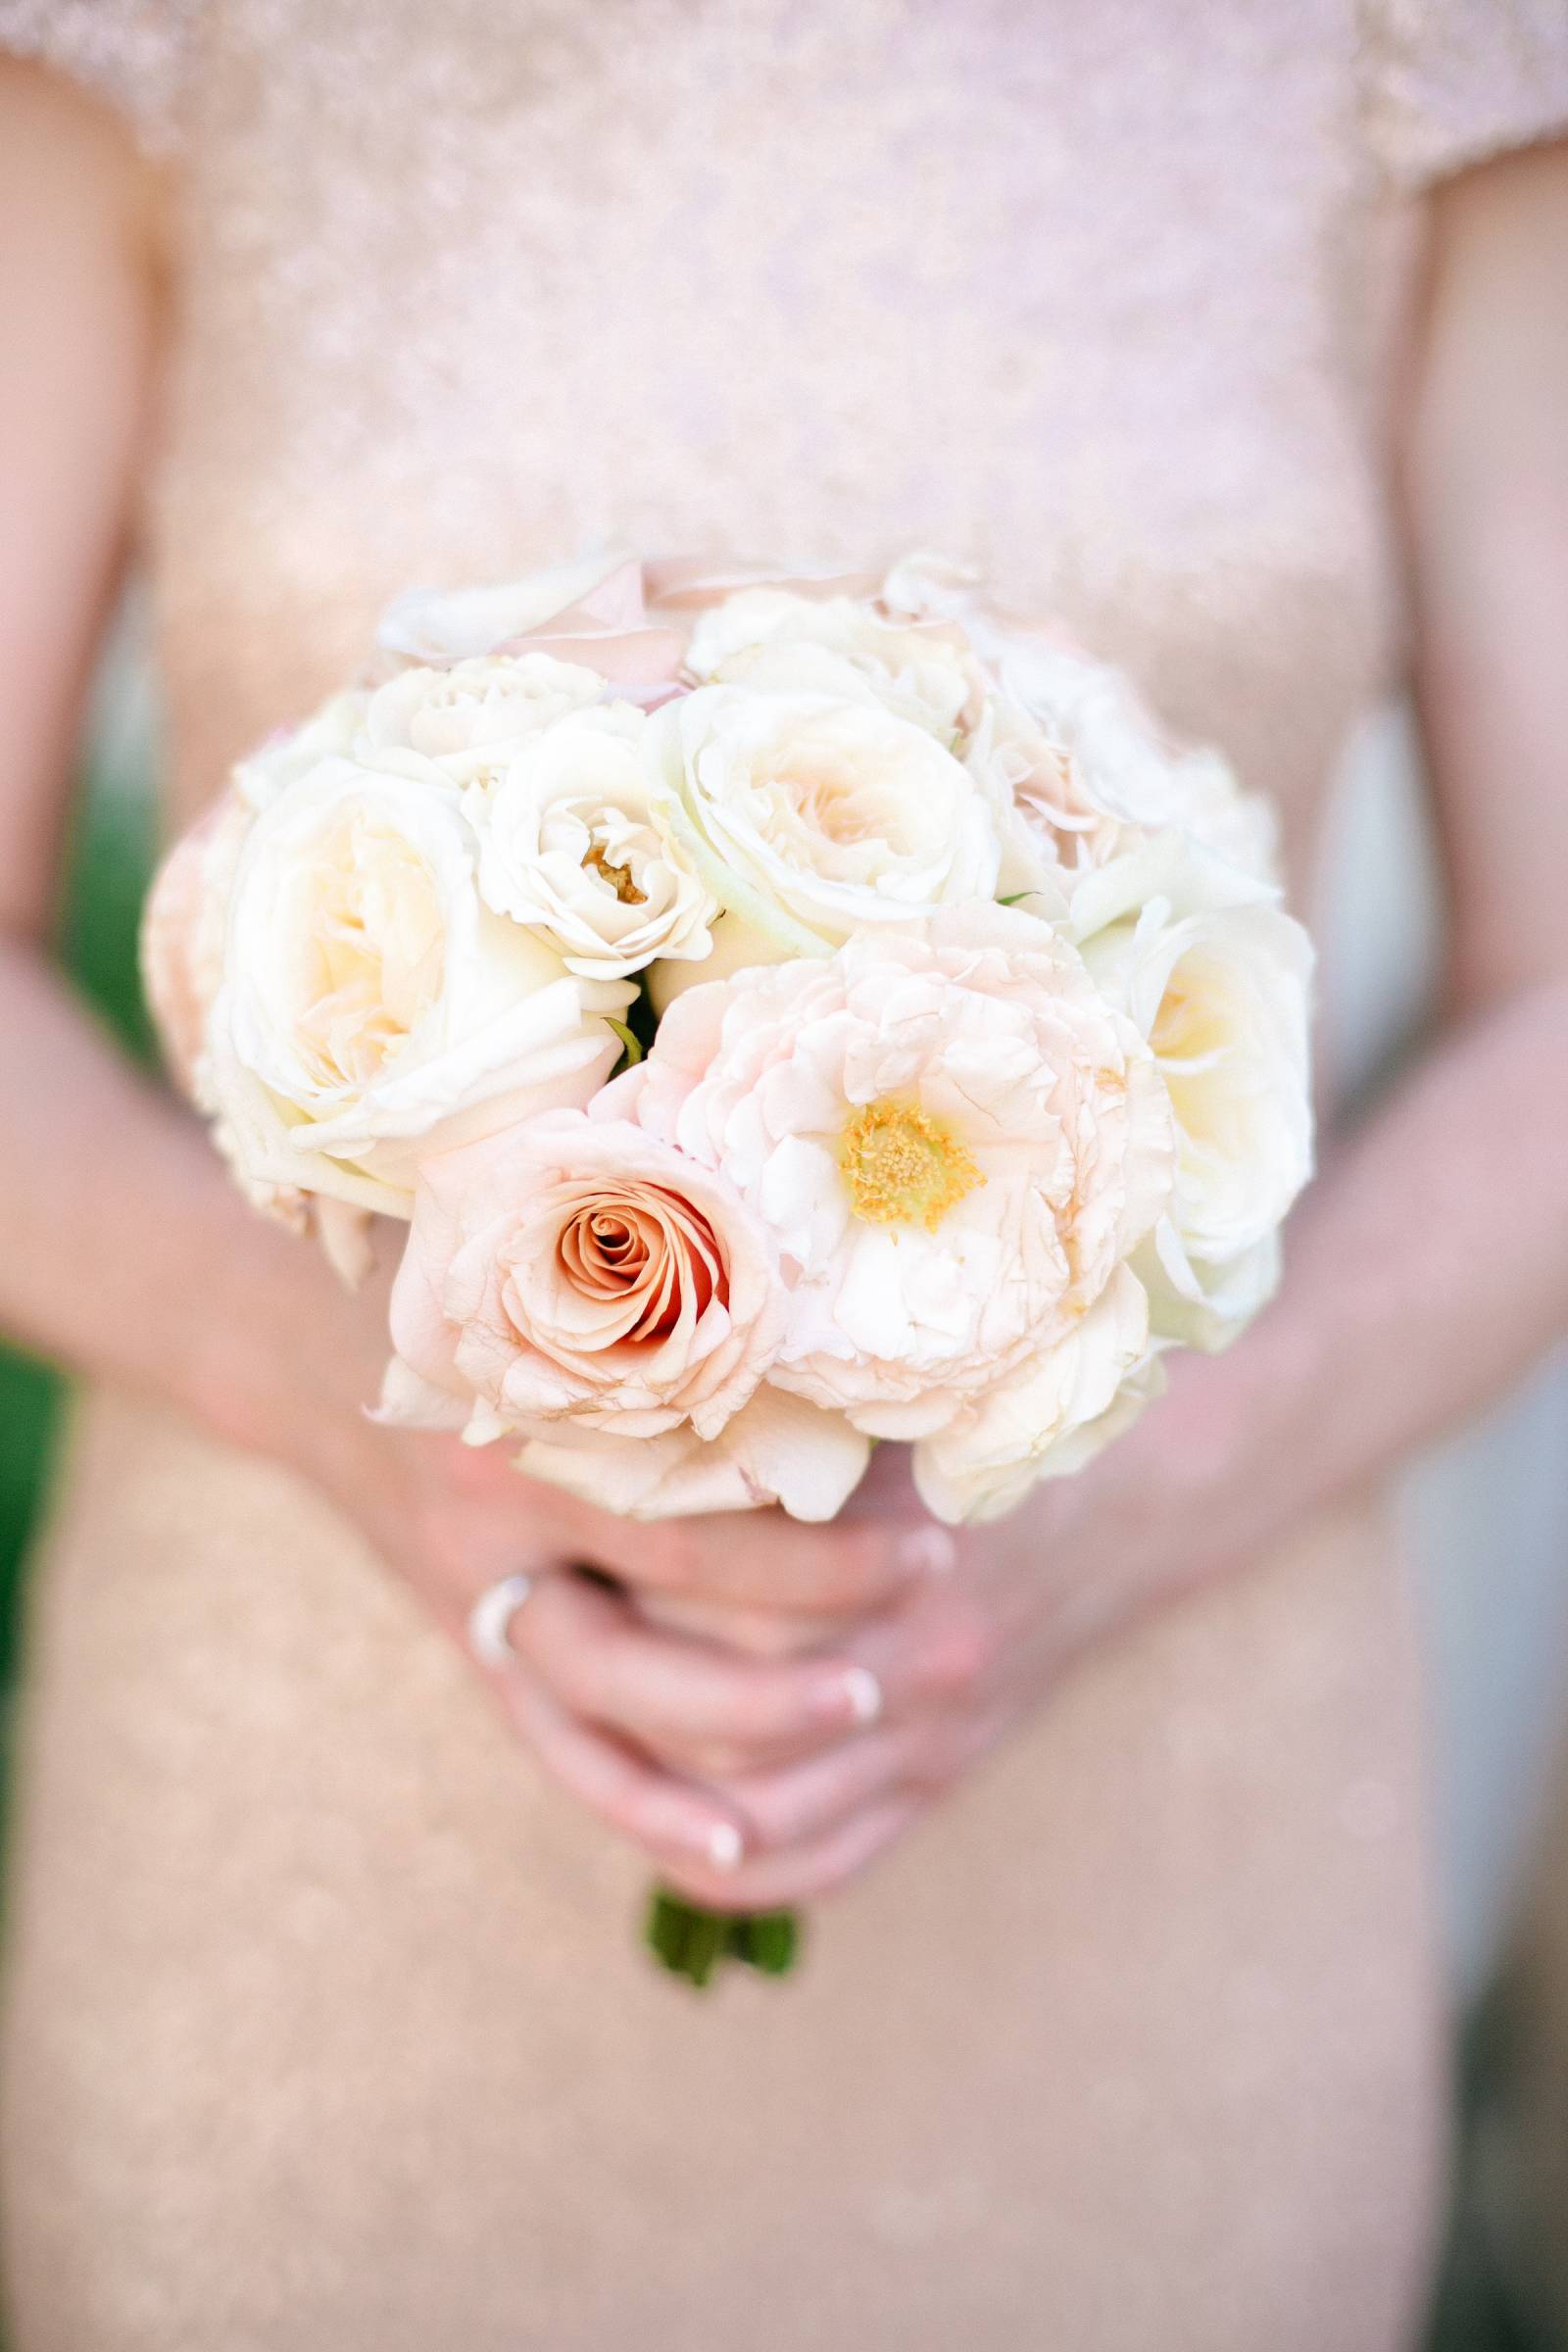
[0,63,345,1451]
[1130,135,1568,1563]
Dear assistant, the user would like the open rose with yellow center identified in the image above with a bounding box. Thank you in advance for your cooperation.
[472,703,718,978]
[602,903,1176,1517]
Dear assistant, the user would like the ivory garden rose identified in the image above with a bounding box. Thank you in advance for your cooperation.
[1064,833,1314,1348]
[207,760,631,1216]
[646,683,1002,957]
[683,586,986,745]
[473,702,718,978]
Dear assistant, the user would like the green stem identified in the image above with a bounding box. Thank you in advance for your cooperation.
[643,1886,803,1988]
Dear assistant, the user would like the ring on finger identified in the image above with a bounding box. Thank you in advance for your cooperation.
[467,1571,540,1671]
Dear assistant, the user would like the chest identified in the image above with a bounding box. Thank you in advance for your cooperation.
[152,0,1404,823]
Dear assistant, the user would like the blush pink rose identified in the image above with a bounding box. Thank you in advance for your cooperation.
[382,1107,788,1449]
[602,903,1176,1512]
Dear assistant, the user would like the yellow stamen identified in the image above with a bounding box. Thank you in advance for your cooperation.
[839,1098,983,1233]
[581,842,647,906]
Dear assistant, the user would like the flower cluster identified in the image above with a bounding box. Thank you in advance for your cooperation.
[143,553,1312,1523]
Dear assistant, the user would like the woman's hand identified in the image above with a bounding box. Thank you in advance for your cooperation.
[628,1356,1260,1913]
[225,1226,953,1893]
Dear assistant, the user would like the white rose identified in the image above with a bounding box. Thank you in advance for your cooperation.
[233,689,371,812]
[684,588,983,744]
[359,653,608,806]
[911,1271,1158,1524]
[985,633,1279,883]
[1069,832,1313,1348]
[473,703,717,978]
[879,555,1280,885]
[209,757,631,1214]
[647,685,1002,956]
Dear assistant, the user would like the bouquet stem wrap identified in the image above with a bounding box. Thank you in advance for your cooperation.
[635,1590,832,1986]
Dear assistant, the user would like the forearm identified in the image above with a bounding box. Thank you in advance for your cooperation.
[1131,975,1568,1574]
[0,933,382,1467]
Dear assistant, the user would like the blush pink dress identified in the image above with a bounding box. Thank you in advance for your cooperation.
[0,5,1565,2347]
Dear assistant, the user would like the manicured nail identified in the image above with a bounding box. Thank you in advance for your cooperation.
[806,1665,880,1726]
[898,1525,957,1579]
[842,1665,882,1726]
[707,1821,745,1872]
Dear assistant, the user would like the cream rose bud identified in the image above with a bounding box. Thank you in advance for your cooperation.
[604,904,1175,1511]
[360,652,609,806]
[208,759,631,1216]
[381,1108,790,1453]
[472,704,718,978]
[647,685,1002,956]
[684,588,985,745]
[1070,833,1314,1348]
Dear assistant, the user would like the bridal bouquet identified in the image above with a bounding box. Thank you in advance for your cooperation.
[142,551,1312,1983]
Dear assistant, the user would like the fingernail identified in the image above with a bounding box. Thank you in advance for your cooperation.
[706,1821,745,1873]
[898,1525,957,1579]
[807,1665,881,1726]
[842,1665,883,1726]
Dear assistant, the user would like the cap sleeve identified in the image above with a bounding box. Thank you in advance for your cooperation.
[1362,0,1568,192]
[0,0,197,159]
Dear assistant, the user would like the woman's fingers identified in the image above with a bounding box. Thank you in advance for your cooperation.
[508,1569,881,1767]
[657,1791,927,1913]
[718,1715,972,1853]
[503,1675,754,1880]
[837,1577,1006,1720]
[525,1480,956,1620]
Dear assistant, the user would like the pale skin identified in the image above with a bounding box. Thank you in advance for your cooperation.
[1,62,1566,1914]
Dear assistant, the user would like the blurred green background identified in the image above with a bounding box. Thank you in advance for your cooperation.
[0,760,157,1690]
[0,750,1545,2349]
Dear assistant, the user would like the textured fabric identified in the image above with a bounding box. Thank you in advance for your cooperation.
[0,0,197,154]
[1359,0,1568,190]
[3,0,1558,2342]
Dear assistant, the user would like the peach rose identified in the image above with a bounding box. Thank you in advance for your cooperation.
[381,1107,788,1449]
[604,903,1175,1515]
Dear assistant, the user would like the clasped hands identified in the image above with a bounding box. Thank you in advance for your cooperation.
[370,1416,1189,1912]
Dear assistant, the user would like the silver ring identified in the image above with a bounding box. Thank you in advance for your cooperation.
[466,1572,535,1670]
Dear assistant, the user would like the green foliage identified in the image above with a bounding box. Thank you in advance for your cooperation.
[0,765,156,1684]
